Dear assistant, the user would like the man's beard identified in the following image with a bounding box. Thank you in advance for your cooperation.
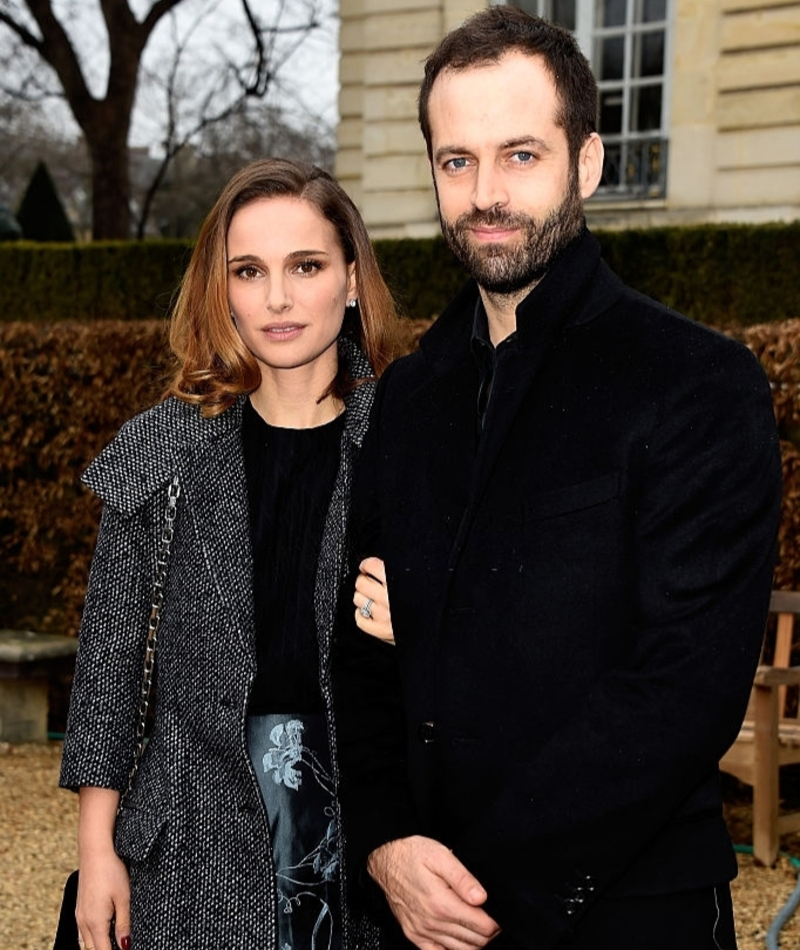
[439,173,584,295]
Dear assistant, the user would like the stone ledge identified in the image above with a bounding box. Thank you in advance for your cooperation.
[0,631,78,741]
[0,630,78,678]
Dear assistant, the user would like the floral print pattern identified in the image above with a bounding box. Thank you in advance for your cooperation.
[248,713,340,950]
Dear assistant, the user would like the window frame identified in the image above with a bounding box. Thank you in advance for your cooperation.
[510,0,673,199]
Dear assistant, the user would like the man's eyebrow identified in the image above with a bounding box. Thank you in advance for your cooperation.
[499,136,552,153]
[434,144,470,163]
[434,135,552,164]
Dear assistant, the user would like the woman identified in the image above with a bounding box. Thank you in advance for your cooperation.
[60,158,402,950]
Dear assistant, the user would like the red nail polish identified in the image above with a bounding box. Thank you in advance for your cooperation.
[120,937,131,950]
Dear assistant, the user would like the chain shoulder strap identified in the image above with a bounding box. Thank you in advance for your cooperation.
[122,474,181,803]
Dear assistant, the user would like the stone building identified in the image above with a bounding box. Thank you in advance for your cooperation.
[335,0,800,236]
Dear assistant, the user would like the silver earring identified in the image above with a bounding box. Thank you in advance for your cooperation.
[347,298,357,309]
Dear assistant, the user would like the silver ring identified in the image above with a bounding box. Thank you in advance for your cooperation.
[359,598,374,620]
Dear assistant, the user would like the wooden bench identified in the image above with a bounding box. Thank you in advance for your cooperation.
[0,629,78,742]
[720,590,800,866]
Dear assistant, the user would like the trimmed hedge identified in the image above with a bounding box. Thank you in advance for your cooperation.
[1,222,798,327]
[2,318,799,644]
[0,321,170,638]
[0,240,190,322]
[598,223,800,329]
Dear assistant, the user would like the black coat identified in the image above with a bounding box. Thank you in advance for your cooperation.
[334,231,782,949]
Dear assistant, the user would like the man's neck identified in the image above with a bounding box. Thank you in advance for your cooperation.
[479,278,541,346]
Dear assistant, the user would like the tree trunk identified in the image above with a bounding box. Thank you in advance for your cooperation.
[88,133,131,240]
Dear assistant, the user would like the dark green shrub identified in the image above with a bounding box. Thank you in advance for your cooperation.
[16,161,75,242]
[0,223,797,326]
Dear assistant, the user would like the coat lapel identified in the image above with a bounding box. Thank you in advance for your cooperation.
[412,288,482,541]
[177,410,256,663]
[419,230,624,566]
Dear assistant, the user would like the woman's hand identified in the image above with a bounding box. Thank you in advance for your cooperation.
[354,556,395,645]
[77,787,131,950]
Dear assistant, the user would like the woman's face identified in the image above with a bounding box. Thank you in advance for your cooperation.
[227,195,356,383]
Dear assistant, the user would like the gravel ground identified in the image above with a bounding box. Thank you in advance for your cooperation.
[2,742,800,950]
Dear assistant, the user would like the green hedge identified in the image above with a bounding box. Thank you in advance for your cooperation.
[0,240,191,322]
[596,223,800,328]
[1,223,798,327]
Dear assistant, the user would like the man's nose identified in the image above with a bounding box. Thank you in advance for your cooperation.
[472,165,508,211]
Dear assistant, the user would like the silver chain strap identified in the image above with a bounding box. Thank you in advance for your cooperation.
[123,474,180,803]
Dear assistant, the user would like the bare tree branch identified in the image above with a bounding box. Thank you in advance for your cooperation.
[19,0,102,130]
[0,8,44,53]
[0,0,327,238]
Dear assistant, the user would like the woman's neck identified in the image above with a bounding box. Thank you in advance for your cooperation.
[249,368,344,429]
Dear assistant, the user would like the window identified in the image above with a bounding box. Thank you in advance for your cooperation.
[511,0,671,198]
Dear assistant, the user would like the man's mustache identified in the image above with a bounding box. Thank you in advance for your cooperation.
[454,208,532,230]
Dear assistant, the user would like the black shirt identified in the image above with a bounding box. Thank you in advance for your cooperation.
[242,399,345,714]
[471,300,522,436]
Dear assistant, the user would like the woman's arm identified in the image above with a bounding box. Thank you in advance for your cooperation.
[76,787,131,950]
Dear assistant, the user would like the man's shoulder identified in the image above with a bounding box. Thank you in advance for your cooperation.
[599,277,762,375]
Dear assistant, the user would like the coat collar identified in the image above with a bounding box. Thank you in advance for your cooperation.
[84,336,375,514]
[418,227,625,374]
[408,228,626,554]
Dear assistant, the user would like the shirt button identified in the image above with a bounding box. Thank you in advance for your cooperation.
[419,721,438,744]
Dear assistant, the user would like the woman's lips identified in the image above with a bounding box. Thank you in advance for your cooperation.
[263,323,304,341]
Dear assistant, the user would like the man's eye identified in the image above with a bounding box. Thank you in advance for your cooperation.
[513,151,534,163]
[445,157,469,170]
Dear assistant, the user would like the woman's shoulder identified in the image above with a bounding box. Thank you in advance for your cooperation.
[83,396,243,513]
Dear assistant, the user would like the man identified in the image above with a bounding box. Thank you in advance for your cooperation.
[334,8,782,950]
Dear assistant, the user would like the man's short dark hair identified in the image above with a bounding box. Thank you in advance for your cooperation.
[418,5,598,166]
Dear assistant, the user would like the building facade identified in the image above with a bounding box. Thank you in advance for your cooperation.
[335,0,800,236]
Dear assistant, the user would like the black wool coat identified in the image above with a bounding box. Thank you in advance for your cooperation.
[334,230,782,949]
[60,339,383,950]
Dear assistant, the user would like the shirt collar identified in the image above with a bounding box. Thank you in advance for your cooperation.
[470,296,519,363]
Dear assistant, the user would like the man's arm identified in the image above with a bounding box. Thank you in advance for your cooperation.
[449,342,782,947]
[334,373,499,948]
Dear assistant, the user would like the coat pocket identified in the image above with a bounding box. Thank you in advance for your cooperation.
[114,777,170,864]
[525,471,620,522]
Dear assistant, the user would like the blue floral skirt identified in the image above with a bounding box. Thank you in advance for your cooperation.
[246,713,341,950]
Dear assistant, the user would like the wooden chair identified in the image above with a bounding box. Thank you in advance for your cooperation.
[720,590,800,865]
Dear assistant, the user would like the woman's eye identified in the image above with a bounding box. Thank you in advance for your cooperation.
[295,260,322,275]
[233,265,260,280]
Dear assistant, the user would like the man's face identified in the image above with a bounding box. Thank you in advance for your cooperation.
[428,51,596,294]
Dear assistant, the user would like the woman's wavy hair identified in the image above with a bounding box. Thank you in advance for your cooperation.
[166,158,402,417]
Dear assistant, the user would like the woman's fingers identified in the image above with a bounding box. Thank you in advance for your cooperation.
[354,557,394,642]
[360,556,387,584]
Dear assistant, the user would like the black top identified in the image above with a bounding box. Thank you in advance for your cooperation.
[242,398,345,714]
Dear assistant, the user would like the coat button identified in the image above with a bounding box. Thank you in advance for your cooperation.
[419,721,438,744]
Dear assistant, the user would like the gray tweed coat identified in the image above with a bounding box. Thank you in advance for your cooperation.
[60,339,382,950]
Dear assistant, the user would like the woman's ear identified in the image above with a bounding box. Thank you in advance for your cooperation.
[347,262,357,302]
[578,133,604,200]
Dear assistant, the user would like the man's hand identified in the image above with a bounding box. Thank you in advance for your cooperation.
[367,835,501,950]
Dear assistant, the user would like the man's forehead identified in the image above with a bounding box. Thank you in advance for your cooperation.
[428,53,563,148]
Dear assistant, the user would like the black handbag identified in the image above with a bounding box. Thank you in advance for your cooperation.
[52,476,180,950]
